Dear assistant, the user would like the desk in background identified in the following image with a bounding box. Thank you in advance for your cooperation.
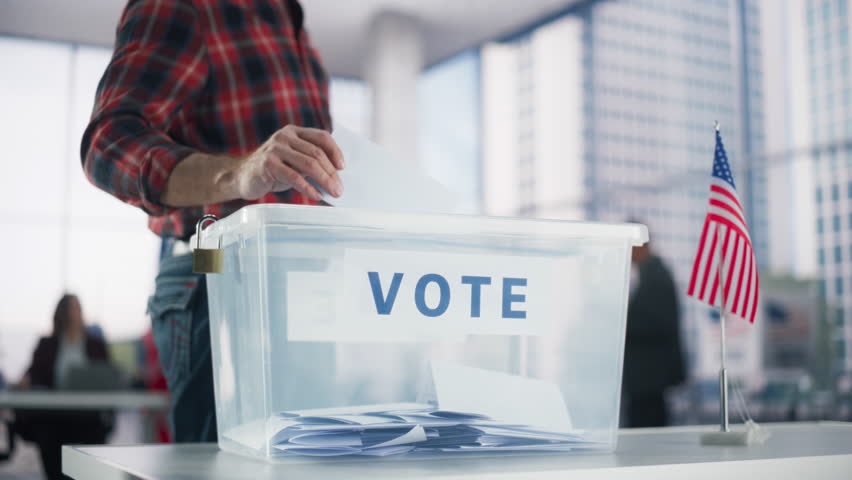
[0,391,169,410]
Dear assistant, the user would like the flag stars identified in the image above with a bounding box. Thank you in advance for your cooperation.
[712,136,736,189]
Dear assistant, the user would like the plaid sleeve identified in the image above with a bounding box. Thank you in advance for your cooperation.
[80,0,208,216]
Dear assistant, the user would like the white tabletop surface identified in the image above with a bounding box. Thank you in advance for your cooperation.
[63,422,852,480]
[0,391,169,410]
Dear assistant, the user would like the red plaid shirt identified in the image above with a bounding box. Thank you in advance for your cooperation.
[81,0,330,239]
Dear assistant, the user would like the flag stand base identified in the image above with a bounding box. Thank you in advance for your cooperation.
[700,421,770,446]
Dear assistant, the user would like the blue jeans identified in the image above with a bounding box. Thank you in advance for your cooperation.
[147,253,217,442]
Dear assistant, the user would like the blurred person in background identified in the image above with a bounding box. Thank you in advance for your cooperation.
[141,329,171,443]
[80,0,344,442]
[19,294,109,391]
[622,230,686,427]
[15,294,112,480]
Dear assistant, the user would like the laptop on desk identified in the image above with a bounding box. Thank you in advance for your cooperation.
[63,363,127,392]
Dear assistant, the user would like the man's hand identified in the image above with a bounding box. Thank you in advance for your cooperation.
[160,125,345,208]
[235,125,345,201]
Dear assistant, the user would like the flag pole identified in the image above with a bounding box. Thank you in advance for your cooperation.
[715,120,730,433]
[719,313,730,432]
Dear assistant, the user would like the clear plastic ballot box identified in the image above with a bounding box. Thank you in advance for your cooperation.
[200,204,647,460]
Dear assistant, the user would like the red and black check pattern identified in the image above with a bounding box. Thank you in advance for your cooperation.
[81,0,330,239]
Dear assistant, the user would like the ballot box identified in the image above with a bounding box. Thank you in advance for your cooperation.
[201,204,646,460]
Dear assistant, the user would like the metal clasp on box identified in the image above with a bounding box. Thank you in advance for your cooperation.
[192,215,223,274]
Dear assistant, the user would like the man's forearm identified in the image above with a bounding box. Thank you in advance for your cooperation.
[160,124,344,208]
[160,152,243,207]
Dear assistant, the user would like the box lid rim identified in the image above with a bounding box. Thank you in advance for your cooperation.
[199,204,649,246]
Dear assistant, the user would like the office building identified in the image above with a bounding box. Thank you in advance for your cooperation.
[482,0,767,377]
[805,0,852,369]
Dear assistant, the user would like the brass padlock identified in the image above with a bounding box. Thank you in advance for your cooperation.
[192,215,223,274]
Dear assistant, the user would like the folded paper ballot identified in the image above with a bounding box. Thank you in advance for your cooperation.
[308,124,458,214]
[429,361,574,433]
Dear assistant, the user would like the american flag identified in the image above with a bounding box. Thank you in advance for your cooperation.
[687,129,759,323]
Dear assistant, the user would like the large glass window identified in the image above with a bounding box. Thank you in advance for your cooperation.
[419,51,482,214]
[0,38,161,379]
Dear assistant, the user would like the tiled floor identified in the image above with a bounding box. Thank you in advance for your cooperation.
[0,442,42,480]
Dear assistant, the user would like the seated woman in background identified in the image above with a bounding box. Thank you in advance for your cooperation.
[23,294,109,389]
[16,294,113,480]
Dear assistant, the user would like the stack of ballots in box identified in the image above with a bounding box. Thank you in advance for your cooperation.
[226,362,602,457]
[267,405,593,456]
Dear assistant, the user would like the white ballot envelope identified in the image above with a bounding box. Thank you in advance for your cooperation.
[308,124,459,214]
[430,361,574,433]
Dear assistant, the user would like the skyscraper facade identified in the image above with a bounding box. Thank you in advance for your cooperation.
[482,0,767,377]
[806,0,852,369]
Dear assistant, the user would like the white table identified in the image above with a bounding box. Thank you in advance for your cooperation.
[0,391,169,410]
[62,422,852,479]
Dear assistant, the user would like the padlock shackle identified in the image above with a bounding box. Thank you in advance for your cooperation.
[195,215,219,250]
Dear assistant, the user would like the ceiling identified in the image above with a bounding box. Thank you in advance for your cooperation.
[0,0,582,78]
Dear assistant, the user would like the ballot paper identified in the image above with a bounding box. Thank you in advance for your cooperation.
[224,368,595,457]
[429,361,574,432]
[263,405,593,457]
[308,124,458,214]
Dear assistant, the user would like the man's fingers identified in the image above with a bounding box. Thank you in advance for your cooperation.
[263,153,323,201]
[296,127,345,170]
[271,145,341,198]
[289,136,343,195]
